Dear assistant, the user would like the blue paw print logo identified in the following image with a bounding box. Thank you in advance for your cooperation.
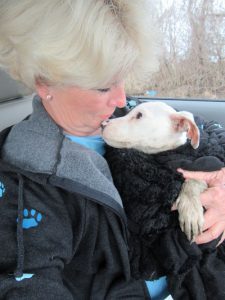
[0,181,6,198]
[21,209,42,229]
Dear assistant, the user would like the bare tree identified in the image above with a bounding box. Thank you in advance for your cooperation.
[147,0,225,99]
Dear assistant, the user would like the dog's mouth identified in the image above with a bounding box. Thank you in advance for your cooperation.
[102,136,129,149]
[100,120,109,131]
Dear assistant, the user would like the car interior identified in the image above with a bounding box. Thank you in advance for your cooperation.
[1,68,224,131]
[0,3,224,300]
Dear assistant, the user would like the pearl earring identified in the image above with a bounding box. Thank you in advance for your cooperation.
[46,94,53,101]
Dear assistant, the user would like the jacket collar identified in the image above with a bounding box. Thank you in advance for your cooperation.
[1,95,124,212]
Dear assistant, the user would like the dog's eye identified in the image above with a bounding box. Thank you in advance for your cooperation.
[136,112,143,119]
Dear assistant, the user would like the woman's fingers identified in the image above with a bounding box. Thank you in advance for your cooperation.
[200,186,225,208]
[177,168,214,180]
[174,168,225,245]
[195,186,225,244]
[195,221,225,244]
[177,168,225,186]
[202,209,217,231]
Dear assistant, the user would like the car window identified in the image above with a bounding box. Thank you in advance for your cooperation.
[143,0,225,100]
[0,1,224,130]
[0,70,28,103]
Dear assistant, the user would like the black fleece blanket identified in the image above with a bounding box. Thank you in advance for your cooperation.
[105,116,225,300]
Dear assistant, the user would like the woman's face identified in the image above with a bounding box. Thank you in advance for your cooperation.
[37,82,126,136]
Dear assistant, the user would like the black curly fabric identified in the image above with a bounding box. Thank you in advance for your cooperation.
[104,116,225,300]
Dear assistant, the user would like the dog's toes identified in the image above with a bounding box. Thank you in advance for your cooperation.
[176,179,207,242]
[188,222,195,242]
[180,218,192,241]
[198,222,203,235]
[180,220,185,234]
[190,217,204,242]
[186,223,191,241]
[190,223,199,242]
[180,204,204,241]
[179,213,204,242]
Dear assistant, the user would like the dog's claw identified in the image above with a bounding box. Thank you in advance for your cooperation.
[179,208,204,241]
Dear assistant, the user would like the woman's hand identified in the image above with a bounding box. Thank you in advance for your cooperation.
[177,167,225,246]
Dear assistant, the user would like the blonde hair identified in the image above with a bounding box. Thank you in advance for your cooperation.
[0,0,160,93]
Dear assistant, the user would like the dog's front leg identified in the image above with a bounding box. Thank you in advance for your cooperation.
[175,179,207,241]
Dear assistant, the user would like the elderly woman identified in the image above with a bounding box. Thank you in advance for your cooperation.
[0,1,224,299]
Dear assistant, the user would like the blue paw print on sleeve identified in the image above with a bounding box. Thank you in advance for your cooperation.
[21,209,42,229]
[15,273,34,282]
[0,181,6,198]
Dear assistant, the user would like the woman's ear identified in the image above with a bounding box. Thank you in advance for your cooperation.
[35,79,50,100]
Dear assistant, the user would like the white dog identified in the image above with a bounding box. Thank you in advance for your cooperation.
[102,101,207,241]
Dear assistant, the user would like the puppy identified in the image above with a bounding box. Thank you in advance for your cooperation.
[102,101,207,241]
[102,101,225,299]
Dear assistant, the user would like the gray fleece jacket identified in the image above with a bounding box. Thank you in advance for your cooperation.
[0,96,150,299]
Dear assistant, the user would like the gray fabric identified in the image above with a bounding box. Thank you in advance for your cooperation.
[2,95,123,207]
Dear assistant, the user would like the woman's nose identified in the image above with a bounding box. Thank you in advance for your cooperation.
[108,83,126,108]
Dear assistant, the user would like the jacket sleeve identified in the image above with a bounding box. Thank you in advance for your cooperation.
[63,198,151,299]
[0,170,83,300]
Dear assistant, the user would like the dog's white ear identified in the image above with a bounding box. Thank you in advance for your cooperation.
[170,111,200,149]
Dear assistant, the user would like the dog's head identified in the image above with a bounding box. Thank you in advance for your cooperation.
[102,102,200,154]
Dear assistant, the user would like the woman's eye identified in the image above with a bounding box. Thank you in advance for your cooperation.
[136,112,142,119]
[97,88,110,93]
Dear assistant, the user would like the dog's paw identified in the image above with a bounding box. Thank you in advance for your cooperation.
[175,179,207,241]
[177,197,204,241]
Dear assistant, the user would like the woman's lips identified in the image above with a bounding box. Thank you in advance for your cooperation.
[100,114,112,120]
